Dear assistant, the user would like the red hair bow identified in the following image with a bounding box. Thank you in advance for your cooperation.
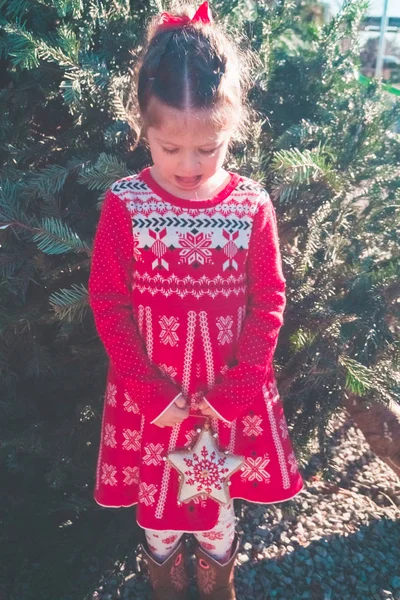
[157,1,213,31]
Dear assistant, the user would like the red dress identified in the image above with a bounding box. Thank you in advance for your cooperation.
[88,167,304,531]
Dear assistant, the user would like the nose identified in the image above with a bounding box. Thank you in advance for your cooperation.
[179,151,201,174]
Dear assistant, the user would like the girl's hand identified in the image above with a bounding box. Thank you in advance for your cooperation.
[198,398,220,420]
[153,394,189,428]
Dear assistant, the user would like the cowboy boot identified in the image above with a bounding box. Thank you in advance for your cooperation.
[141,537,190,600]
[194,535,240,600]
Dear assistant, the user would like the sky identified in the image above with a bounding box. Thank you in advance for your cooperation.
[328,0,400,16]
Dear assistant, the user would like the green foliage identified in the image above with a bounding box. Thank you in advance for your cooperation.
[0,0,399,598]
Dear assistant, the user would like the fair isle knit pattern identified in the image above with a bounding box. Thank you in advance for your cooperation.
[88,167,304,531]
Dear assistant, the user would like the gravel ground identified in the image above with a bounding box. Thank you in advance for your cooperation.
[93,409,400,600]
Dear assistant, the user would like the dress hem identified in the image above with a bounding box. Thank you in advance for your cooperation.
[93,479,305,531]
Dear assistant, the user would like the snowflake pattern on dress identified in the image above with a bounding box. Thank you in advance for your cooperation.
[241,454,271,482]
[158,364,178,381]
[279,416,289,439]
[184,430,199,448]
[159,316,180,346]
[122,429,141,451]
[265,378,279,402]
[123,391,140,413]
[242,415,263,437]
[122,465,140,485]
[149,227,169,270]
[216,316,233,345]
[178,231,213,266]
[106,382,117,407]
[103,423,117,448]
[132,232,142,262]
[222,229,239,271]
[138,482,158,506]
[143,443,165,466]
[101,463,117,486]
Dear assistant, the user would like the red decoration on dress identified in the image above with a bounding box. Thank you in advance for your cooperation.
[157,1,213,31]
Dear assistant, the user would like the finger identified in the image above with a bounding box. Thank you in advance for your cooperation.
[174,397,187,409]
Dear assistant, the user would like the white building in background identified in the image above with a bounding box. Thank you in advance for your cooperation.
[322,0,400,81]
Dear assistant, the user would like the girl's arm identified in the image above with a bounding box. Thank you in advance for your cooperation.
[202,191,286,424]
[88,189,182,424]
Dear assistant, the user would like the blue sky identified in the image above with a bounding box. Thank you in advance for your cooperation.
[328,0,400,16]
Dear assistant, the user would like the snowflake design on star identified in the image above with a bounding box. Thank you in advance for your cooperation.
[138,482,158,506]
[242,415,263,437]
[106,383,117,407]
[288,452,298,474]
[159,315,180,346]
[241,454,271,482]
[122,429,141,451]
[101,463,117,486]
[279,416,289,439]
[143,443,165,466]
[122,465,139,486]
[216,315,233,345]
[178,231,213,266]
[123,392,139,413]
[103,423,117,448]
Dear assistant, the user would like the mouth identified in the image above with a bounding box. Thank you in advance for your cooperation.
[175,175,202,188]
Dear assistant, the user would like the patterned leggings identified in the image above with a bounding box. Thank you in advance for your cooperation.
[143,501,236,563]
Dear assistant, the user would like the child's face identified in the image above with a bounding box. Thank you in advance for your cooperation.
[146,101,233,194]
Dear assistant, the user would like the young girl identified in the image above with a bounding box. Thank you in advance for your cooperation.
[88,2,304,598]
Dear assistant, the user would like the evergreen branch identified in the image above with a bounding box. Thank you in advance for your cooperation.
[32,218,90,255]
[339,355,374,396]
[77,153,132,191]
[31,164,70,196]
[275,120,323,150]
[25,342,55,379]
[49,283,89,322]
[1,22,40,69]
[271,147,341,191]
[296,199,337,277]
[0,0,31,20]
[53,0,83,19]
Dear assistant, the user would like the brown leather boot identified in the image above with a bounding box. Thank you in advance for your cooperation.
[194,535,240,600]
[141,537,190,600]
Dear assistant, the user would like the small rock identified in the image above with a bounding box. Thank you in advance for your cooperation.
[392,577,400,590]
[237,553,249,563]
[244,542,252,551]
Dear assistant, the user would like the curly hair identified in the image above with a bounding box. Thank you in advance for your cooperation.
[126,2,259,152]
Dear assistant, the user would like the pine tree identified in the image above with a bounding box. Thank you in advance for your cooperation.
[0,1,399,598]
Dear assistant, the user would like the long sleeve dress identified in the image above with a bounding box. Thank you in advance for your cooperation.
[88,166,304,532]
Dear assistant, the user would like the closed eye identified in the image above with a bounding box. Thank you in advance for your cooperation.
[162,147,218,155]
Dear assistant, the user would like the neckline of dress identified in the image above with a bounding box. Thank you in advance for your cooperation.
[139,166,241,209]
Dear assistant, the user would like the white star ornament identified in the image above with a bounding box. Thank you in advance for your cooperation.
[167,423,244,505]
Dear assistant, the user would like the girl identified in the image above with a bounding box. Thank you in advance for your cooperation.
[88,2,304,599]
